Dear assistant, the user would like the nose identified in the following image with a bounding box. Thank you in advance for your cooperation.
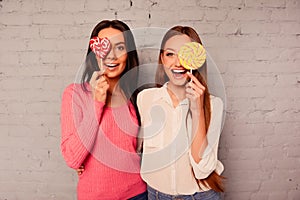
[105,47,116,60]
[174,55,181,67]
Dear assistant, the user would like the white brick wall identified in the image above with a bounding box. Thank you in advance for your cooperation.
[0,0,299,199]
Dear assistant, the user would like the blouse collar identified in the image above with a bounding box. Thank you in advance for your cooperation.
[152,82,189,107]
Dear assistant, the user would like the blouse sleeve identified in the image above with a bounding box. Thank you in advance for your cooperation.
[189,96,224,179]
[136,92,144,153]
[60,84,105,169]
[137,92,143,122]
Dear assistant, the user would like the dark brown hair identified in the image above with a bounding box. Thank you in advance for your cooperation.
[81,20,140,124]
[156,26,225,192]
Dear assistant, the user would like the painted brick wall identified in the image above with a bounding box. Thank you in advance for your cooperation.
[0,0,299,199]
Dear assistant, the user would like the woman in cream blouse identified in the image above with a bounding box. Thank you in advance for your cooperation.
[137,26,225,200]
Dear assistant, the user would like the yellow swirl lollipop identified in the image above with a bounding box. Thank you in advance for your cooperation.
[178,42,206,70]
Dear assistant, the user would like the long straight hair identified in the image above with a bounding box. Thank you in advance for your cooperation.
[156,26,224,192]
[81,20,140,124]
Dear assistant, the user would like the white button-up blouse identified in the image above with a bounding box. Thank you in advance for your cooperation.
[137,83,224,195]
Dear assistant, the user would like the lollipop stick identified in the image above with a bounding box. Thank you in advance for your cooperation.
[99,59,105,73]
[98,58,107,76]
[190,69,193,82]
[100,59,103,70]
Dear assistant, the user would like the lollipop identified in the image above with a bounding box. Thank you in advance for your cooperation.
[89,36,111,59]
[178,42,206,71]
[89,36,111,72]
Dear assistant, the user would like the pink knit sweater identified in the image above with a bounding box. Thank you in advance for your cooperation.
[61,83,146,200]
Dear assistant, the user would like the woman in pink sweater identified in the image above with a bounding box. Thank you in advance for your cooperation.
[60,20,147,200]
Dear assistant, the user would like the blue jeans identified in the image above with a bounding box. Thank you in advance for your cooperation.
[147,185,221,200]
[128,191,148,200]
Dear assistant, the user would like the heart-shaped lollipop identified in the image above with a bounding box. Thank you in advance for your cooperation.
[178,42,206,70]
[89,36,111,59]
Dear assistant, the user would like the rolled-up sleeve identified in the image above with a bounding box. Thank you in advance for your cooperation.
[189,96,224,179]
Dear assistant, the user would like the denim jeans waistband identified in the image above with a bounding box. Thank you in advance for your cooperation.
[147,185,220,200]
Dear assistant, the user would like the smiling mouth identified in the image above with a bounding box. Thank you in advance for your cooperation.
[171,69,187,74]
[105,63,119,68]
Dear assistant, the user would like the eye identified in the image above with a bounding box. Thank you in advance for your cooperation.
[166,52,175,57]
[116,44,126,51]
[164,50,177,58]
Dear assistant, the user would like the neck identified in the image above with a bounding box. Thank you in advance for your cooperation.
[167,82,186,107]
[106,76,127,107]
[107,76,121,95]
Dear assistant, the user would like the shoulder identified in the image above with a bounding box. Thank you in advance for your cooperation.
[63,83,80,92]
[62,83,89,101]
[137,87,161,108]
[63,83,88,94]
[138,87,160,98]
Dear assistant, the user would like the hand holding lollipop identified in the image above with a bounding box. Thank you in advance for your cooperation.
[89,36,111,72]
[179,42,207,112]
[89,36,111,102]
[178,42,206,73]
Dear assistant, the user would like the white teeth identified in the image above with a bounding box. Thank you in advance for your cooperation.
[172,69,186,73]
[106,63,118,67]
[173,69,184,73]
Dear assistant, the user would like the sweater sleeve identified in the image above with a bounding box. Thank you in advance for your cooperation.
[60,84,105,169]
[189,96,224,179]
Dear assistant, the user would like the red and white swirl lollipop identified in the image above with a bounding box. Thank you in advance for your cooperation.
[89,36,111,59]
[178,42,206,71]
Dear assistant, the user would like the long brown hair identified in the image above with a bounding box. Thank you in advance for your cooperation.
[81,20,141,124]
[156,26,224,192]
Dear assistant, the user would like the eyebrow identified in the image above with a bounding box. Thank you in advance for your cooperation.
[114,42,125,46]
[164,48,176,52]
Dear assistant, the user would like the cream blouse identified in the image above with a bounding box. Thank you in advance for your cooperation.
[137,83,224,195]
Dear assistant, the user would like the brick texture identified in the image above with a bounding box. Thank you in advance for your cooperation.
[0,0,299,199]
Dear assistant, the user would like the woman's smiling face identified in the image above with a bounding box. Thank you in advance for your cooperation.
[97,27,127,79]
[161,34,192,86]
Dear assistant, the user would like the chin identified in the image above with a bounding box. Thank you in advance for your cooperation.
[105,67,124,78]
[170,78,188,86]
[106,73,120,79]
